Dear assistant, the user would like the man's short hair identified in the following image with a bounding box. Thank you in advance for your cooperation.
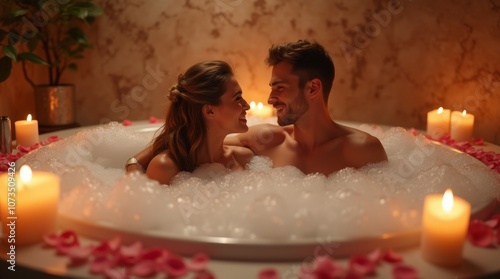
[266,40,335,101]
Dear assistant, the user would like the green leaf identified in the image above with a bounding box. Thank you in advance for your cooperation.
[9,9,29,18]
[68,27,89,46]
[17,52,49,66]
[78,3,103,18]
[67,63,78,71]
[2,45,18,62]
[0,56,13,83]
[67,7,88,20]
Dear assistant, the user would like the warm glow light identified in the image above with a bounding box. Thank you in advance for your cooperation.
[462,110,467,116]
[442,189,454,212]
[27,114,32,122]
[257,102,264,109]
[437,107,444,114]
[20,165,32,183]
[250,101,256,109]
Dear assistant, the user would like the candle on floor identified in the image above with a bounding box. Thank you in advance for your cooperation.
[421,189,471,266]
[426,107,451,139]
[450,110,474,142]
[15,114,39,147]
[249,101,273,118]
[0,165,60,245]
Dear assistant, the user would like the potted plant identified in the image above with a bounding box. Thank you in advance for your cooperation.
[0,0,102,126]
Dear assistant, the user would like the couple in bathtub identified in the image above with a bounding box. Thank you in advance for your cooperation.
[126,40,388,184]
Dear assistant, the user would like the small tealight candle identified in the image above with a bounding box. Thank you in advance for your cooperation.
[15,114,39,147]
[249,101,273,118]
[426,107,451,139]
[0,165,60,245]
[450,110,474,142]
[421,189,471,266]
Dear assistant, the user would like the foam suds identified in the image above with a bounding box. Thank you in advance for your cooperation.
[19,121,500,240]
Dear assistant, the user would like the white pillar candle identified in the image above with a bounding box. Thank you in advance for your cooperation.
[15,114,39,147]
[426,107,451,139]
[0,165,60,245]
[421,189,471,266]
[450,110,474,142]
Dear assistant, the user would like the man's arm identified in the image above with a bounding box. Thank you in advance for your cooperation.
[223,124,283,155]
[126,145,154,173]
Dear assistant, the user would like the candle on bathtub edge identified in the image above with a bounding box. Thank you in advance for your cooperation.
[421,189,471,266]
[450,110,474,142]
[0,165,60,245]
[426,107,451,139]
[249,101,273,118]
[15,114,39,147]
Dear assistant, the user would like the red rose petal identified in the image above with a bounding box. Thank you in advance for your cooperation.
[67,245,93,266]
[148,116,160,123]
[258,268,280,279]
[43,233,61,247]
[141,247,169,261]
[162,255,188,277]
[383,249,403,263]
[187,253,210,271]
[484,219,499,229]
[59,230,80,246]
[89,257,117,274]
[130,260,157,277]
[392,264,418,279]
[468,220,494,247]
[313,256,344,279]
[118,241,142,265]
[367,248,383,265]
[349,255,377,276]
[489,214,500,229]
[122,119,132,126]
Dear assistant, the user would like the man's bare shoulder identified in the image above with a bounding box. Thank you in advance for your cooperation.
[338,126,388,167]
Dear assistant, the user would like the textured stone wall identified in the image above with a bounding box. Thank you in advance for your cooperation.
[1,0,499,144]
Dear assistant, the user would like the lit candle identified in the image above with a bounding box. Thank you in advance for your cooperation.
[15,114,39,147]
[0,165,60,245]
[426,107,451,139]
[249,101,273,118]
[450,110,474,142]
[421,189,471,266]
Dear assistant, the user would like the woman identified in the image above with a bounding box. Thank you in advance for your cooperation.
[145,61,254,184]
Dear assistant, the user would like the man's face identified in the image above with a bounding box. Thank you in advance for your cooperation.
[268,62,308,126]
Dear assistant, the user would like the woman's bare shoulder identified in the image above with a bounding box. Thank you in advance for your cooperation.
[146,151,180,185]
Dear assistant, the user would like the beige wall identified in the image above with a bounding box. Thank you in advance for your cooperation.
[1,0,499,144]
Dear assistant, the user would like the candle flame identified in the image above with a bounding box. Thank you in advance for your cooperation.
[462,110,467,116]
[20,165,32,183]
[442,188,454,212]
[437,107,444,114]
[257,102,264,109]
[250,101,256,110]
[27,114,32,122]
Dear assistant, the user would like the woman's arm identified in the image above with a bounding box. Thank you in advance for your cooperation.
[125,145,154,173]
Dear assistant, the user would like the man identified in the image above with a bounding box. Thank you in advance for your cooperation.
[126,40,387,175]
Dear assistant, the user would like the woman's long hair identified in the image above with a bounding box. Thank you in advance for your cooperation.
[151,61,233,171]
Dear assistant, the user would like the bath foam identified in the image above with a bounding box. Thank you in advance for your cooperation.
[18,121,500,259]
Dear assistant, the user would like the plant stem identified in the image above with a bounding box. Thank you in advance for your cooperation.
[21,60,35,88]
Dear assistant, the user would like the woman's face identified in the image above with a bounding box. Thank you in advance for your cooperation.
[212,76,250,133]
